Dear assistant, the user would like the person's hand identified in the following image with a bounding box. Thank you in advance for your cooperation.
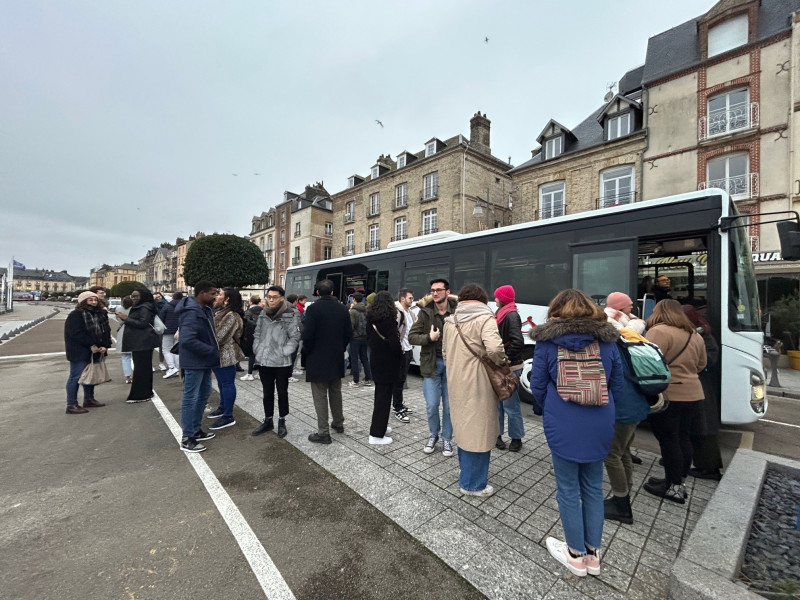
[117,312,127,321]
[429,324,440,342]
[97,346,106,353]
[90,345,100,353]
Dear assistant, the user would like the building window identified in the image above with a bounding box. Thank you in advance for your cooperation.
[294,223,301,237]
[708,88,751,137]
[395,183,408,208]
[345,201,355,223]
[280,230,285,243]
[368,224,380,251]
[345,230,355,255]
[423,172,439,200]
[394,216,407,241]
[267,234,273,250]
[422,209,438,235]
[545,136,563,160]
[348,176,356,189]
[324,246,332,260]
[397,155,406,168]
[281,212,286,225]
[325,222,333,236]
[539,182,565,219]
[599,166,635,207]
[425,142,436,157]
[369,192,380,216]
[279,251,285,267]
[706,153,752,200]
[607,113,631,141]
[708,14,748,58]
[371,166,380,179]
[267,255,273,269]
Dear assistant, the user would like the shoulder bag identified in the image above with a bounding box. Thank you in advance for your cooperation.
[453,316,517,402]
[151,315,166,335]
[78,353,112,386]
[650,332,693,414]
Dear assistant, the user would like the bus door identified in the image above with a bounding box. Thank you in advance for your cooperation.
[569,238,638,306]
[326,273,344,302]
[366,269,390,295]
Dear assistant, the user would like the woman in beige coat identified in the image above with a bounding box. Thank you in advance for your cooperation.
[442,283,508,498]
[643,299,707,503]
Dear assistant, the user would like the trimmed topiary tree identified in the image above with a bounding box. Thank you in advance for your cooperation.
[182,234,270,289]
[109,280,145,299]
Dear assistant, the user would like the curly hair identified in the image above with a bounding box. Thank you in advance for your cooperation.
[366,290,396,323]
[547,289,605,322]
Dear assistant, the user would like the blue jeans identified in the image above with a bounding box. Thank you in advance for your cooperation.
[181,368,212,438]
[66,359,94,406]
[458,448,491,491]
[349,338,371,383]
[212,365,237,417]
[423,357,451,441]
[120,353,132,378]
[498,369,525,439]
[551,454,605,553]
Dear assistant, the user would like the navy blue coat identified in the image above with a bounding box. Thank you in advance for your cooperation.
[175,296,220,369]
[159,298,180,335]
[615,352,651,424]
[302,295,352,382]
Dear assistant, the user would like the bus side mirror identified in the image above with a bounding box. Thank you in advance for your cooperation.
[777,221,800,261]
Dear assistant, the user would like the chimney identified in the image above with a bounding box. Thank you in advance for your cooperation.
[470,111,491,154]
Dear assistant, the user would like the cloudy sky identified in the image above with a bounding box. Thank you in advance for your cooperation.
[2,0,706,276]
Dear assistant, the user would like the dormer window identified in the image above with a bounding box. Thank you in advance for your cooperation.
[425,142,436,157]
[607,113,631,141]
[397,155,406,169]
[371,166,380,179]
[708,14,748,58]
[348,175,364,188]
[545,136,563,160]
[348,177,356,189]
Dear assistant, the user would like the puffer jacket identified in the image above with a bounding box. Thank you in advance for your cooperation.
[214,309,245,368]
[253,300,301,368]
[175,296,219,369]
[497,310,524,367]
[121,301,159,352]
[408,294,458,378]
[604,307,645,334]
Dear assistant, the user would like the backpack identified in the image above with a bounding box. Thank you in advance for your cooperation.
[238,311,258,356]
[556,341,609,406]
[615,338,671,396]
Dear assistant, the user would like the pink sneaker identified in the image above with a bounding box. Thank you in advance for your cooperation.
[584,551,600,576]
[545,537,587,577]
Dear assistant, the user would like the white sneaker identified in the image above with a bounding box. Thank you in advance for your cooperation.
[288,377,299,383]
[158,363,167,371]
[293,369,304,376]
[459,484,495,497]
[385,426,392,434]
[240,374,255,381]
[369,435,393,445]
[348,381,360,388]
[163,368,179,379]
[546,537,588,577]
[442,439,455,457]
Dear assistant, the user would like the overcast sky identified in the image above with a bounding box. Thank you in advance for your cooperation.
[2,0,707,277]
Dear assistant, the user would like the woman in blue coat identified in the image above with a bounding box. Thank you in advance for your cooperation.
[530,289,623,578]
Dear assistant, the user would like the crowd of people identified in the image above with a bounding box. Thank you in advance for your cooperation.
[63,275,719,578]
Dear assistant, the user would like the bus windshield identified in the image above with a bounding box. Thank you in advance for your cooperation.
[728,203,761,331]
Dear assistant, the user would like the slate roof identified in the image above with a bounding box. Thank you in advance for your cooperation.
[14,269,75,281]
[642,0,800,84]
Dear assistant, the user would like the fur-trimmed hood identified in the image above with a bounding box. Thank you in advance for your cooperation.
[530,317,619,351]
[416,293,459,309]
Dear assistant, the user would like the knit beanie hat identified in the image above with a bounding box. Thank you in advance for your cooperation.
[606,292,633,310]
[77,291,99,304]
[366,292,376,305]
[494,285,515,304]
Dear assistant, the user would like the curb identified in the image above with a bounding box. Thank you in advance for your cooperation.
[766,386,800,400]
[0,309,59,345]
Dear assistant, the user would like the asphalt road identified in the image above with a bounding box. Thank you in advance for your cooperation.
[0,316,485,600]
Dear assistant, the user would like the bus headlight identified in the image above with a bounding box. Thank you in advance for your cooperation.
[750,372,765,413]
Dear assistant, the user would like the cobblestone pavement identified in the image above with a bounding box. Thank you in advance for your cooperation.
[219,371,718,600]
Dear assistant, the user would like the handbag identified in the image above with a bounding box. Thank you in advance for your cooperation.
[78,353,112,386]
[453,316,518,402]
[170,342,179,354]
[151,315,166,335]
[648,332,693,414]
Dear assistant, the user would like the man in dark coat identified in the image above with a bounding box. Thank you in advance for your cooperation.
[159,292,183,379]
[302,279,352,444]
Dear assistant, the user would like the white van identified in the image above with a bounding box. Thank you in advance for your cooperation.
[107,298,122,313]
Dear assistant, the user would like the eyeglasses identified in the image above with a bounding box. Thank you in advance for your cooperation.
[430,288,447,293]
[266,295,282,300]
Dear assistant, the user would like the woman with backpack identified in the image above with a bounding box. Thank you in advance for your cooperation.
[643,299,707,503]
[530,289,623,578]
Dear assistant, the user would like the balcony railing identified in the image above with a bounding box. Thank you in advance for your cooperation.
[596,191,636,209]
[294,231,301,238]
[367,206,380,217]
[420,186,439,202]
[394,195,408,210]
[365,240,381,252]
[698,173,759,200]
[344,213,355,224]
[418,227,438,236]
[291,257,301,266]
[698,102,759,141]
[539,204,565,220]
[342,245,355,256]
[391,233,408,242]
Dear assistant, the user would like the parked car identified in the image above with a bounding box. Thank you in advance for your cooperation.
[107,298,121,313]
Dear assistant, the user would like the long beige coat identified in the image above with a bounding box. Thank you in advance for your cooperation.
[442,301,508,452]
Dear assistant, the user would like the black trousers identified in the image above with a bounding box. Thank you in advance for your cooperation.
[370,382,394,438]
[128,350,154,401]
[691,434,723,471]
[650,401,701,484]
[391,350,414,411]
[258,365,291,419]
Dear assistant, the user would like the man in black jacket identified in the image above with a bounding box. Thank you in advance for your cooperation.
[159,292,183,379]
[302,279,352,444]
[494,285,525,452]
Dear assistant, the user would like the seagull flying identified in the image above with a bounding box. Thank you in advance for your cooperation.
[232,173,238,176]
[375,119,383,128]
[484,36,489,43]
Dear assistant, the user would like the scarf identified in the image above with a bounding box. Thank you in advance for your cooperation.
[80,306,106,342]
[495,301,518,325]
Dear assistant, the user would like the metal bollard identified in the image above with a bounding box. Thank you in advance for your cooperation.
[765,348,782,388]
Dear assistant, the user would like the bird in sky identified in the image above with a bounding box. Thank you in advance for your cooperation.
[375,119,383,128]
[232,173,238,176]
[484,36,489,43]
[254,172,260,175]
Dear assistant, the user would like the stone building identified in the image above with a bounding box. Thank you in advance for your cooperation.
[175,232,205,293]
[89,263,138,290]
[249,211,276,285]
[13,268,77,296]
[331,112,513,258]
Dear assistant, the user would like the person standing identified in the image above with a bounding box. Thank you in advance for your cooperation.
[175,281,220,453]
[604,292,646,334]
[366,291,404,445]
[443,284,508,496]
[409,278,457,456]
[303,279,352,444]
[64,291,111,414]
[653,275,673,303]
[159,292,183,379]
[115,295,134,384]
[153,292,169,372]
[530,289,622,578]
[348,293,373,387]
[392,288,416,422]
[643,300,707,502]
[493,285,525,452]
[118,287,159,403]
[284,294,303,383]
[240,296,263,381]
[251,286,301,439]
[206,288,245,431]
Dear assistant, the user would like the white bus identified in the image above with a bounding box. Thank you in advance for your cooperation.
[286,190,800,424]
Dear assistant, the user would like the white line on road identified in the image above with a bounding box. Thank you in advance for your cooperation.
[0,351,66,360]
[759,418,800,430]
[150,392,296,600]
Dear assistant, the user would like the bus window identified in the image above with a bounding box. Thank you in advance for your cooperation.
[453,251,486,293]
[404,262,450,298]
[287,272,314,297]
[376,270,389,293]
[571,241,636,303]
[491,239,569,306]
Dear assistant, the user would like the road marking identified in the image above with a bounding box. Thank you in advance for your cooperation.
[0,351,66,360]
[150,392,296,600]
[722,429,755,449]
[760,418,800,430]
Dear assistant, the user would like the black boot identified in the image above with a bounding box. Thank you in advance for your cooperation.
[251,418,273,436]
[604,495,633,524]
[495,436,506,450]
[277,418,287,438]
[508,438,522,452]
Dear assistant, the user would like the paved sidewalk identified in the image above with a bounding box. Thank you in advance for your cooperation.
[222,374,718,600]
[0,302,59,340]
